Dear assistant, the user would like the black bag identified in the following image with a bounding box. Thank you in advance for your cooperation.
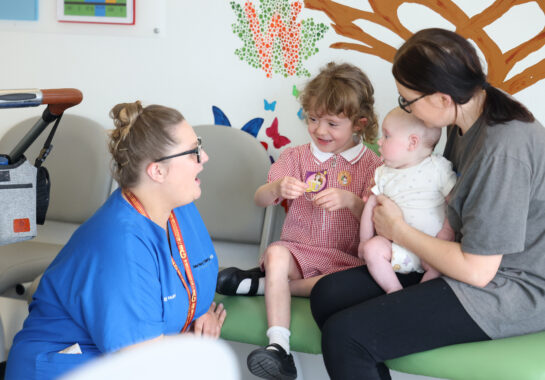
[33,114,62,226]
[36,166,50,225]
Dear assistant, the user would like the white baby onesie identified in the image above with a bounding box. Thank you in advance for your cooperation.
[372,154,457,273]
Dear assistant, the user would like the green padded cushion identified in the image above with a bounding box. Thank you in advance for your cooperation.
[214,294,322,354]
[364,140,380,157]
[216,294,545,379]
[386,330,545,380]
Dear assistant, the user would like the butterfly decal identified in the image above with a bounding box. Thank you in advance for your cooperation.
[292,85,300,98]
[212,106,264,138]
[264,99,277,111]
[266,117,291,149]
[297,107,304,120]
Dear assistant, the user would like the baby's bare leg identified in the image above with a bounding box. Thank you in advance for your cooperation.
[420,260,441,283]
[362,236,403,293]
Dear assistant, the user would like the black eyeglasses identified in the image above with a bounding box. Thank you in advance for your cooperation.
[155,137,202,163]
[398,93,427,113]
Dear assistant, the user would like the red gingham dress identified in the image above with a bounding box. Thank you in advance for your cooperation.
[268,143,382,278]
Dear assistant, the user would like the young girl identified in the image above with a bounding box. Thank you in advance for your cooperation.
[359,107,457,294]
[217,62,382,379]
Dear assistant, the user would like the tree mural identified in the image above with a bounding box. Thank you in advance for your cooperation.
[231,0,328,78]
[304,0,545,94]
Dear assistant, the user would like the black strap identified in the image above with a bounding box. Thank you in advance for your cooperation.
[248,272,261,296]
[34,113,63,168]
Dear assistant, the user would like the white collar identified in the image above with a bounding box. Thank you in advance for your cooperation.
[310,141,367,164]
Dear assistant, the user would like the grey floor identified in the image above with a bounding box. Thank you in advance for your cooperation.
[226,340,440,380]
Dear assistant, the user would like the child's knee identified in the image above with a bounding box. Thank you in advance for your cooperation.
[363,237,392,262]
[263,245,291,271]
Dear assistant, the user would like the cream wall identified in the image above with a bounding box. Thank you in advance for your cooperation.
[0,0,544,159]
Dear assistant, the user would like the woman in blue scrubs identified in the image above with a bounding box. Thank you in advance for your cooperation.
[6,101,225,380]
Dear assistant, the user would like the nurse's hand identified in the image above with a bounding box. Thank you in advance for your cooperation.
[192,302,226,338]
[372,195,405,241]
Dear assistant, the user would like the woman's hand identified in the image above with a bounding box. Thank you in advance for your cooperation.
[372,195,405,241]
[192,302,226,338]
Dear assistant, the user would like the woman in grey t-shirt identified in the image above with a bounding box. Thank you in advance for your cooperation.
[310,28,545,380]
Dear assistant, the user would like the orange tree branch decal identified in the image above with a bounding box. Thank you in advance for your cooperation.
[304,0,545,94]
[232,0,328,78]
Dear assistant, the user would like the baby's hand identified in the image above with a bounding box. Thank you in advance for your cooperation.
[276,177,308,200]
[313,188,352,211]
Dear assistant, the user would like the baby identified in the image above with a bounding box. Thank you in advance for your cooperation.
[359,107,457,293]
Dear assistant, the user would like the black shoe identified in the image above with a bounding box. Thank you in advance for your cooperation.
[216,267,265,296]
[247,344,297,379]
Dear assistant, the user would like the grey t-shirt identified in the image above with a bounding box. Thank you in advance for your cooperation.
[443,116,545,339]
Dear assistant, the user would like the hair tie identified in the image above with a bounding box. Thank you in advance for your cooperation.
[482,81,491,90]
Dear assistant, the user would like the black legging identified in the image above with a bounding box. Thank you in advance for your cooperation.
[310,266,490,380]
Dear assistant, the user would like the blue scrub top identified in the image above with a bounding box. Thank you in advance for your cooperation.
[6,189,218,380]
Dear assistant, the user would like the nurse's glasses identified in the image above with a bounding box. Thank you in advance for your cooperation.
[155,137,202,163]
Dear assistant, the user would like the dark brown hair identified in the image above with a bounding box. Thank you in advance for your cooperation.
[392,28,534,125]
[300,62,379,143]
[108,101,184,188]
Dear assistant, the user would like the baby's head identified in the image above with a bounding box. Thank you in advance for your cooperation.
[300,62,379,145]
[378,107,441,169]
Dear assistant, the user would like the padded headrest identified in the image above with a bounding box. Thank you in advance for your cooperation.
[193,125,270,244]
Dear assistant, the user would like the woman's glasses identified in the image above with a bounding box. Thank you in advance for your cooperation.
[398,94,427,113]
[155,137,202,163]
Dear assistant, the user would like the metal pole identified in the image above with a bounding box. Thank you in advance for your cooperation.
[8,108,58,163]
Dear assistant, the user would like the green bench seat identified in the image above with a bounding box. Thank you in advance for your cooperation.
[215,294,322,354]
[215,294,545,379]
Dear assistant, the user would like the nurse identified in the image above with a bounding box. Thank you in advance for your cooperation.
[6,101,226,380]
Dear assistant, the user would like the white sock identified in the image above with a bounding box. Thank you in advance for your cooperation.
[266,326,291,354]
[236,277,265,295]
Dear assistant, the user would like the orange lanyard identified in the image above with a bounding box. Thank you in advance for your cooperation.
[123,190,197,332]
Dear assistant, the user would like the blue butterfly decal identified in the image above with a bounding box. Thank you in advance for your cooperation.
[242,118,264,137]
[212,105,264,138]
[264,99,277,111]
[212,105,231,126]
[297,107,304,120]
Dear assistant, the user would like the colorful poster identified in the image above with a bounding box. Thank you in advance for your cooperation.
[57,0,135,24]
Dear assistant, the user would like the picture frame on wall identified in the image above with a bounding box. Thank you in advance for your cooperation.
[57,0,135,25]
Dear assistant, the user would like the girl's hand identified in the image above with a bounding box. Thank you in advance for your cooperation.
[372,195,405,241]
[192,302,226,338]
[276,177,308,200]
[313,188,354,212]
